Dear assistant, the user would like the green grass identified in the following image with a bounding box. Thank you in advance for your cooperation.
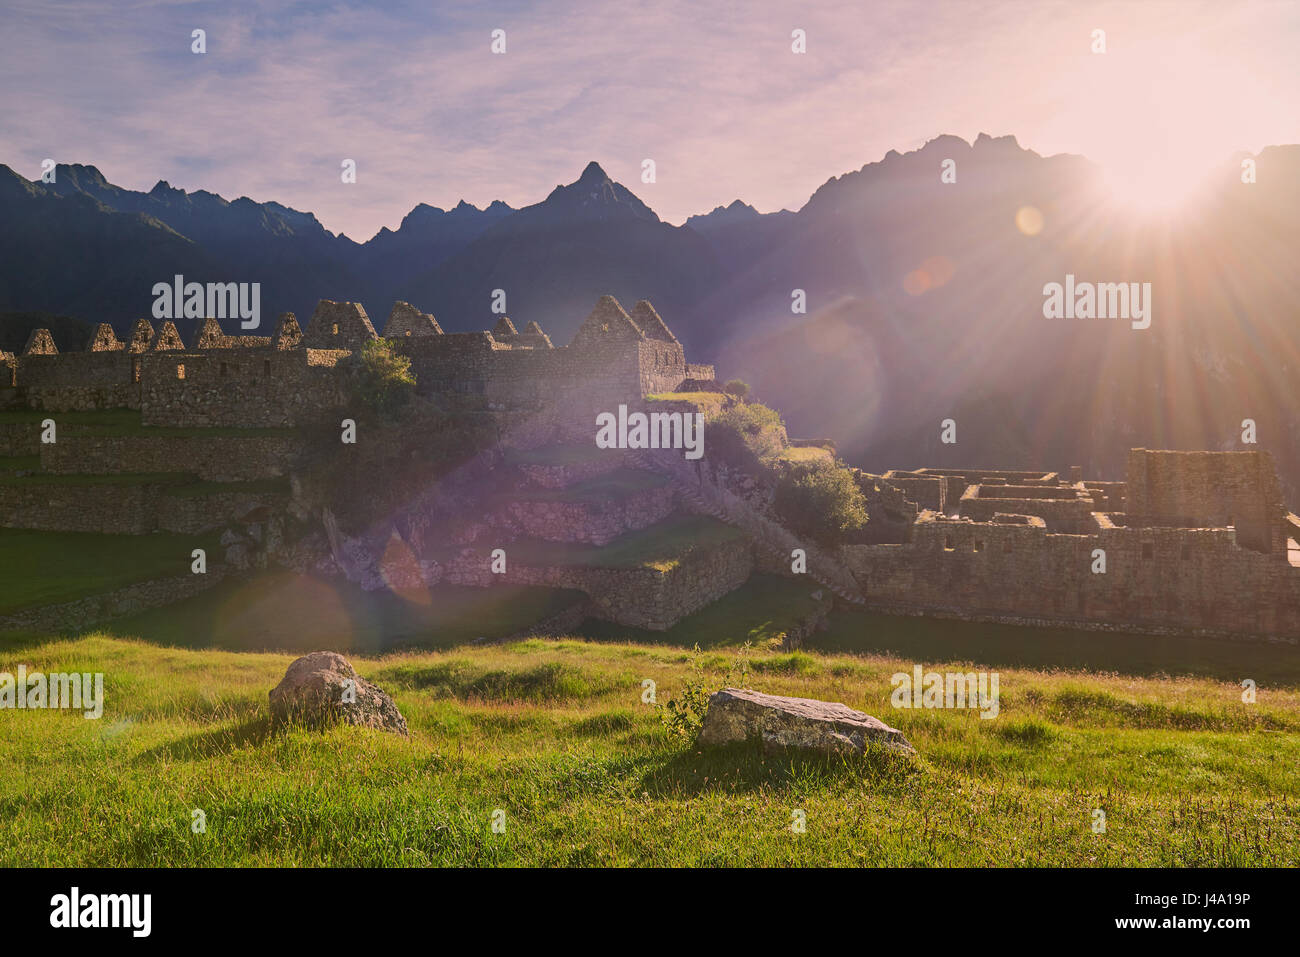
[813,607,1300,686]
[0,454,40,474]
[0,529,220,614]
[97,572,587,654]
[645,391,728,416]
[1,633,1295,866]
[506,514,743,572]
[0,470,193,488]
[777,445,833,465]
[0,408,294,438]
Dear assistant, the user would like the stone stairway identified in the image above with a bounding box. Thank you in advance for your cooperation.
[628,448,866,605]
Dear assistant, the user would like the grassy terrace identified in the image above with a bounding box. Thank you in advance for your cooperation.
[1,632,1295,866]
[645,391,728,416]
[0,408,296,438]
[0,528,221,614]
[505,514,743,572]
[0,470,193,488]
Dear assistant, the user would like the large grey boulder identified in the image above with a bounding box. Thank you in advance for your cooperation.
[269,651,409,735]
[699,687,913,755]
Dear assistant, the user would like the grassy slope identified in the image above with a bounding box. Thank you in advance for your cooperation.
[0,529,221,614]
[0,634,1296,866]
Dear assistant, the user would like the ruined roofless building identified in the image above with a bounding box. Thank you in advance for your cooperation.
[847,450,1300,640]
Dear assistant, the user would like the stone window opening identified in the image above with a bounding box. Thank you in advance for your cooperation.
[331,323,339,335]
[1141,542,1154,559]
[132,359,141,383]
[263,360,271,376]
[219,362,227,377]
[973,540,984,553]
[176,363,185,380]
[944,535,954,551]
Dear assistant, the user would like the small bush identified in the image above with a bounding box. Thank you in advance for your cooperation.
[773,460,869,546]
[661,643,750,740]
[705,401,787,471]
[722,379,751,401]
[355,339,415,415]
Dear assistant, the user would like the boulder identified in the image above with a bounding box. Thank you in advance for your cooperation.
[699,687,913,755]
[269,651,409,735]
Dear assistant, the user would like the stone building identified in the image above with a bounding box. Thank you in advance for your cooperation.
[849,450,1300,640]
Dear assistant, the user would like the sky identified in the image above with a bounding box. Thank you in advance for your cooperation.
[1,0,1296,240]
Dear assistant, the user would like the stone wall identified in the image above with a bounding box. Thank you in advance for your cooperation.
[0,480,179,534]
[442,534,754,630]
[495,484,676,546]
[842,515,1300,640]
[0,478,286,534]
[1127,449,1285,555]
[138,349,351,427]
[41,433,303,481]
[0,568,230,635]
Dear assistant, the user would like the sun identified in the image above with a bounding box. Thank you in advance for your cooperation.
[1099,154,1216,215]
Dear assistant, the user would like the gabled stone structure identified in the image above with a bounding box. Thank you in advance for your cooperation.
[150,321,185,351]
[192,317,226,350]
[272,313,303,350]
[385,301,442,337]
[127,319,155,354]
[571,295,645,347]
[22,328,57,356]
[492,316,519,339]
[304,300,378,350]
[517,320,554,349]
[89,323,124,352]
[630,300,678,343]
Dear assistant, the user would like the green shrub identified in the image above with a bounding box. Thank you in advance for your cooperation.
[773,460,869,546]
[355,339,415,415]
[722,379,751,401]
[661,643,751,740]
[705,401,787,471]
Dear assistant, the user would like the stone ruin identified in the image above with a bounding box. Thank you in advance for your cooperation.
[0,294,716,429]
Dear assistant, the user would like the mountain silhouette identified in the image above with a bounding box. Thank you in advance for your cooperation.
[2,140,1299,495]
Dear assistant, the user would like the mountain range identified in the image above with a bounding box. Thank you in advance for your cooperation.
[2,136,1298,495]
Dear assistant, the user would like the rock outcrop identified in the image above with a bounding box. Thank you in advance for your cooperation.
[699,687,913,755]
[269,651,409,735]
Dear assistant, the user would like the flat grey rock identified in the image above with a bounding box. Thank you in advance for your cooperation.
[699,687,914,755]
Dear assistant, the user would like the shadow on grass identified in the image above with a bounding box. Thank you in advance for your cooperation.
[637,738,922,798]
[133,715,272,764]
[812,608,1300,685]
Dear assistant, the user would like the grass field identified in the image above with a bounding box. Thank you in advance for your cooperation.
[0,632,1296,866]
